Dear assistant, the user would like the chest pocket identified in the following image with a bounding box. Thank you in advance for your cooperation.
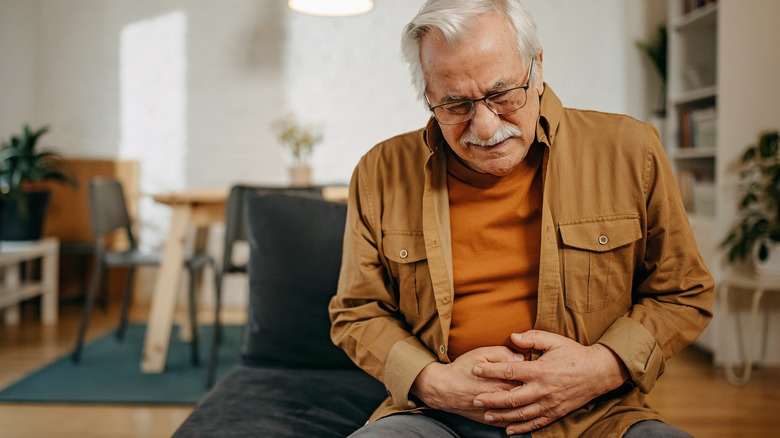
[383,233,433,319]
[559,217,641,313]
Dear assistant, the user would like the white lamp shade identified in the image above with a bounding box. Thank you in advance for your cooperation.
[288,0,374,17]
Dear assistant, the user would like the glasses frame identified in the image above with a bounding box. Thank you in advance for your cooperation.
[426,59,535,126]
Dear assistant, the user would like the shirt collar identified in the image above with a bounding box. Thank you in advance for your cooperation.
[423,117,444,153]
[536,83,563,148]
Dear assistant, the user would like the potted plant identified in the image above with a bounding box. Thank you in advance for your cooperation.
[273,113,323,186]
[0,124,77,241]
[721,130,780,278]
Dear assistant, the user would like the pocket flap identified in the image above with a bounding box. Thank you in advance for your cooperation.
[383,233,427,263]
[559,217,641,252]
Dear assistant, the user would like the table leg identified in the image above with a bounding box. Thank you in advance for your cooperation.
[41,242,59,326]
[141,205,191,373]
[722,282,767,386]
[3,264,20,325]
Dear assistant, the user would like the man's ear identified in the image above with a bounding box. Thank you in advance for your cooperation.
[535,49,544,95]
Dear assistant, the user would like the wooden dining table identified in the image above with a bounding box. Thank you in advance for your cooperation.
[141,185,348,373]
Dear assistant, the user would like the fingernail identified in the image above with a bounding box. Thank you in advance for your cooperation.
[485,415,494,421]
[506,429,515,436]
[473,366,483,375]
[513,354,524,361]
[511,333,522,341]
[474,400,483,407]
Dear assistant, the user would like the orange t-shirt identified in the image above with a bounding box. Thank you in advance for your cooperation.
[446,144,543,360]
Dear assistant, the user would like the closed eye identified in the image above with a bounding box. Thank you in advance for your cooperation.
[442,101,473,115]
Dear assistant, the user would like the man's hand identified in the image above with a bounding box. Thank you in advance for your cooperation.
[410,346,523,425]
[472,331,630,435]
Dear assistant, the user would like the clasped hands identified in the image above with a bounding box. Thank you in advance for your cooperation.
[410,330,629,435]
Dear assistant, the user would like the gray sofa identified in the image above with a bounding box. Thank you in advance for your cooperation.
[173,193,386,437]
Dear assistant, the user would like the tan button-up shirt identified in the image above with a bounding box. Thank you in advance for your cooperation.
[329,85,714,437]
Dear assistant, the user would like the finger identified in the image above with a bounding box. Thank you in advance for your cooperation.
[473,360,534,382]
[483,402,546,424]
[509,330,567,352]
[505,416,555,435]
[473,384,535,409]
[472,345,524,364]
[470,349,524,379]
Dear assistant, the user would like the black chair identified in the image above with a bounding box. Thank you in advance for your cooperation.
[206,184,323,387]
[71,178,215,364]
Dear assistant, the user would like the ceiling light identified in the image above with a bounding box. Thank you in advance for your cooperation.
[288,0,374,17]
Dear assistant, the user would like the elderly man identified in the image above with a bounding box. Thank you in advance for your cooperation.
[329,1,714,437]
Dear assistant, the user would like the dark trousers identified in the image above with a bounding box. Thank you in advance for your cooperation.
[349,411,693,438]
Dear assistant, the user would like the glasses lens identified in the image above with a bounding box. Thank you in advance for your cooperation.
[487,87,527,115]
[433,102,473,125]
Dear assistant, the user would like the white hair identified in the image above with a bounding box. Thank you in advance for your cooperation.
[401,0,542,103]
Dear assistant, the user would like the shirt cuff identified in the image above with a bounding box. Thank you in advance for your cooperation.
[597,316,665,393]
[383,336,438,409]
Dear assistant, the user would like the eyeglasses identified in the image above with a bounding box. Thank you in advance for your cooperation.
[426,59,534,126]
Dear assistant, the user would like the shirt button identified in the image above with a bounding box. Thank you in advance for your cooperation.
[441,295,450,304]
[399,249,408,259]
[439,345,446,355]
[432,240,439,247]
[598,235,609,245]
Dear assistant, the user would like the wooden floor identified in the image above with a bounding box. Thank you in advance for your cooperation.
[1,301,780,437]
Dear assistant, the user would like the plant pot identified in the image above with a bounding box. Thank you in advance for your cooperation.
[0,190,52,241]
[753,241,780,281]
[289,165,313,187]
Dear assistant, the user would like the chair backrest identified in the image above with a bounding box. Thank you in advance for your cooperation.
[88,178,136,248]
[240,192,355,369]
[221,185,323,272]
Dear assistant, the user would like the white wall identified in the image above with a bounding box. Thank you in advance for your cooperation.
[285,0,429,184]
[525,0,666,119]
[0,0,37,137]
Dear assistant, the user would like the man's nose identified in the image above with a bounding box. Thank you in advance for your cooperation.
[469,101,500,141]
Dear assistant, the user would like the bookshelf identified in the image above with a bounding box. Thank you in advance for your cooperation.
[667,0,718,226]
[666,0,720,355]
[667,0,780,367]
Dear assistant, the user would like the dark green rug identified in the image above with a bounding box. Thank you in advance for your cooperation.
[0,323,242,405]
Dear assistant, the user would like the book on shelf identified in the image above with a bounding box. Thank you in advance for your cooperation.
[678,169,696,211]
[677,105,717,149]
[677,169,715,216]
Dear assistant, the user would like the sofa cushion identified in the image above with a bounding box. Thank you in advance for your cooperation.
[241,193,355,369]
[172,364,387,438]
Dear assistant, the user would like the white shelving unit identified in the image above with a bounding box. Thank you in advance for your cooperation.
[668,0,721,357]
[667,0,780,367]
[666,0,719,293]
